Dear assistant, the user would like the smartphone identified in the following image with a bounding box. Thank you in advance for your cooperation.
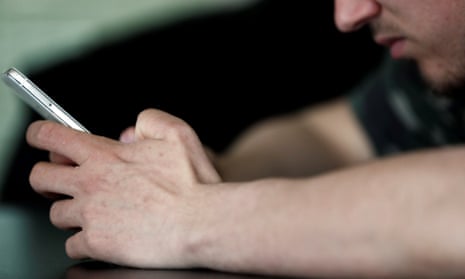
[1,67,90,133]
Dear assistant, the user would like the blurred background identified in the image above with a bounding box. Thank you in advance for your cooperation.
[1,0,383,205]
[0,1,383,278]
[0,0,260,204]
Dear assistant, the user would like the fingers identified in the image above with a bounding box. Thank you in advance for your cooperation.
[119,126,136,143]
[50,199,81,230]
[66,231,109,262]
[26,120,99,166]
[66,231,89,260]
[50,152,75,165]
[29,162,80,198]
[134,109,191,141]
[135,109,221,184]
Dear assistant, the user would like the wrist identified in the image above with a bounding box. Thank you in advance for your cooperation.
[181,183,230,269]
[182,182,253,271]
[182,179,296,275]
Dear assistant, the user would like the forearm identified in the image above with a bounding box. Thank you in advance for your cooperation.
[216,98,374,181]
[191,147,465,277]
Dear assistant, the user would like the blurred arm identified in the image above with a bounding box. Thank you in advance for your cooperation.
[216,97,375,180]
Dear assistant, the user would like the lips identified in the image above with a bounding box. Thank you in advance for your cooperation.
[375,36,406,59]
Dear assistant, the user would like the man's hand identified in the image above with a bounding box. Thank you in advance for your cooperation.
[26,109,221,268]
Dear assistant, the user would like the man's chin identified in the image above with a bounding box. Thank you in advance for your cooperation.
[418,66,465,98]
[428,80,465,99]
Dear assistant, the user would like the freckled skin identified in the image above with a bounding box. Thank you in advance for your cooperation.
[25,1,465,277]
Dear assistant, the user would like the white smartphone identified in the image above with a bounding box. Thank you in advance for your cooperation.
[2,67,90,133]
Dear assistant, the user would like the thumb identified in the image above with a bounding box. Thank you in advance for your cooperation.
[135,108,221,184]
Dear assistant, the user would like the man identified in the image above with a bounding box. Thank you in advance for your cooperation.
[26,0,465,277]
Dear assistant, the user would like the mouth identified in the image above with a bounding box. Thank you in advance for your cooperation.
[375,36,406,59]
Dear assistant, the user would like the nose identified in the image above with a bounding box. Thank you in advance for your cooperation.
[334,0,381,32]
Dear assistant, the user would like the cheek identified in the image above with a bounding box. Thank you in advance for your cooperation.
[411,1,465,90]
[415,22,465,81]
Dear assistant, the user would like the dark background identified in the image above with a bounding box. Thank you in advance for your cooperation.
[4,0,383,205]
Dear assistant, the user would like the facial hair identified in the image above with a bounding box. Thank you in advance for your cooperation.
[370,22,465,98]
[425,65,465,98]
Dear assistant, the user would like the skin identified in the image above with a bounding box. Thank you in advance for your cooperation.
[334,0,465,93]
[26,0,465,277]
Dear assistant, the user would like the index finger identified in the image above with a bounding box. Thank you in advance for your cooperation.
[26,120,96,166]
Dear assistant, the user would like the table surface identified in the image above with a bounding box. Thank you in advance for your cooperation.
[0,204,287,279]
[62,261,284,279]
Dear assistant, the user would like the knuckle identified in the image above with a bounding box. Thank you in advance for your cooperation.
[167,120,195,141]
[49,202,61,226]
[35,121,59,142]
[80,203,96,222]
[28,165,39,187]
[82,230,104,258]
[65,238,77,258]
[28,162,45,190]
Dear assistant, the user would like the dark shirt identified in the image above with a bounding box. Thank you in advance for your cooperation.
[349,54,465,156]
